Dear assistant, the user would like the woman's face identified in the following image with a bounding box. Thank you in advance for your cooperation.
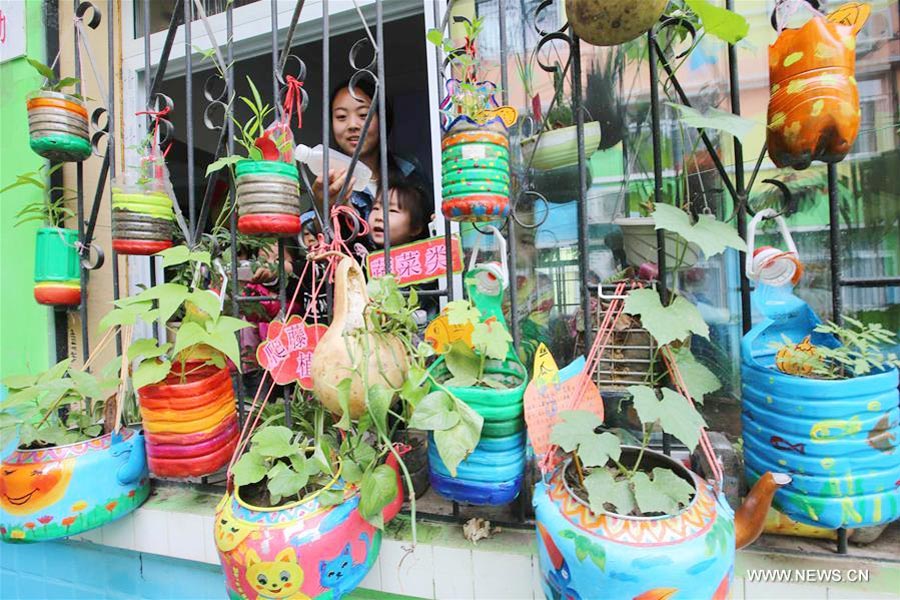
[368,190,417,247]
[332,87,379,159]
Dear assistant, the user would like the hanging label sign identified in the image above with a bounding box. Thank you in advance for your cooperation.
[366,235,463,287]
[524,345,604,458]
[256,315,327,389]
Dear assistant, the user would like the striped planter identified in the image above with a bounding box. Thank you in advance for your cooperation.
[138,363,239,478]
[441,121,510,223]
[26,91,91,162]
[111,187,175,255]
[34,227,81,306]
[235,160,301,236]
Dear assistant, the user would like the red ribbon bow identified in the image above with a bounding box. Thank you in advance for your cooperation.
[283,75,304,130]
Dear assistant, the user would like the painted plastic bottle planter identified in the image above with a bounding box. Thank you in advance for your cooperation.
[215,453,404,600]
[0,428,150,543]
[111,184,175,255]
[138,364,239,478]
[533,449,786,600]
[767,16,862,170]
[34,227,81,306]
[235,160,302,236]
[26,91,92,162]
[742,285,900,530]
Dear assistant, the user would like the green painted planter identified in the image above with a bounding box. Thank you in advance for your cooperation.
[34,227,81,306]
[26,91,91,162]
[432,359,526,438]
[235,160,301,236]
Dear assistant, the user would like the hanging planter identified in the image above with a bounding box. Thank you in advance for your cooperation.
[521,121,602,172]
[34,226,81,306]
[111,183,175,256]
[613,216,701,271]
[235,160,302,236]
[138,363,239,478]
[26,91,91,163]
[441,116,511,222]
[766,13,866,170]
[565,0,669,46]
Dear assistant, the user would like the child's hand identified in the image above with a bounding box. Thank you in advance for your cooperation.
[312,169,356,205]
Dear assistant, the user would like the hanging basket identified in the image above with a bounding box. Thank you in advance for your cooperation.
[33,227,81,306]
[111,184,175,255]
[427,358,527,505]
[137,363,239,478]
[26,91,92,162]
[441,120,511,223]
[235,160,302,236]
[565,0,669,46]
[521,121,602,172]
[613,216,701,271]
[0,428,150,543]
[766,17,860,170]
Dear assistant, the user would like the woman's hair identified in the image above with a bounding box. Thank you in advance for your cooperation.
[330,77,394,136]
[378,169,432,241]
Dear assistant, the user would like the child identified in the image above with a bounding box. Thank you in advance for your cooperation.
[367,173,432,248]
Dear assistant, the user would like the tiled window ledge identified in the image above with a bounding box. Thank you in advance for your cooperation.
[67,484,900,600]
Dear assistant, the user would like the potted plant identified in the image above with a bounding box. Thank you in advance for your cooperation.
[207,77,301,236]
[0,164,80,306]
[565,0,669,46]
[613,203,702,272]
[429,18,512,222]
[0,356,150,542]
[24,58,91,162]
[100,245,250,478]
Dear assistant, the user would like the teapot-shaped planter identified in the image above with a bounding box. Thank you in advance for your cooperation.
[215,452,405,600]
[0,428,150,543]
[533,448,789,600]
[311,257,408,419]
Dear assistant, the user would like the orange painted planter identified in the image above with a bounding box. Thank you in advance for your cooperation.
[26,97,89,118]
[139,388,233,423]
[766,17,860,169]
[142,401,236,435]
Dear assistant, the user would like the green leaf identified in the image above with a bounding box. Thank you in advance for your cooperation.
[445,300,481,326]
[127,338,170,361]
[366,384,393,435]
[99,302,155,332]
[426,28,445,47]
[408,391,459,431]
[670,347,721,403]
[632,468,696,515]
[558,529,607,570]
[433,398,483,477]
[172,322,209,358]
[628,386,707,451]
[666,102,758,143]
[341,459,365,484]
[205,155,243,177]
[252,426,295,458]
[232,452,268,486]
[266,461,309,499]
[652,203,747,258]
[205,328,242,368]
[685,0,749,44]
[68,369,103,400]
[549,410,620,468]
[157,245,191,268]
[133,359,172,390]
[38,359,72,384]
[444,343,481,384]
[318,489,345,507]
[54,77,79,91]
[471,320,512,361]
[335,378,353,430]
[584,469,635,517]
[359,464,398,528]
[26,57,56,80]
[2,374,37,390]
[623,289,709,346]
[185,290,222,322]
[399,365,430,407]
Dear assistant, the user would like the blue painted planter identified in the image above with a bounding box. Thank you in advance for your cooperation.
[742,285,900,530]
[428,432,525,505]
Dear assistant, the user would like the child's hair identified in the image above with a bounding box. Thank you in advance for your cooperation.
[378,170,432,241]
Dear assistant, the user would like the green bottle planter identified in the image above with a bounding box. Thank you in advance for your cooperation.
[235,160,301,236]
[34,227,81,306]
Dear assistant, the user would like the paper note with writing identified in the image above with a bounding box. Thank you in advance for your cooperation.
[366,235,463,287]
[524,344,604,458]
[256,315,327,389]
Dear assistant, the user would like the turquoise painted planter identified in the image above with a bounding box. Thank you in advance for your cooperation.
[33,227,81,306]
[742,285,900,530]
[533,450,736,600]
[0,428,150,543]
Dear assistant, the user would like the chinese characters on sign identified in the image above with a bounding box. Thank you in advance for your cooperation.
[0,1,26,64]
[255,316,327,389]
[366,236,463,286]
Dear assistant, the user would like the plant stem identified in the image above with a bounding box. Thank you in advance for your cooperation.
[629,424,653,477]
[573,451,585,487]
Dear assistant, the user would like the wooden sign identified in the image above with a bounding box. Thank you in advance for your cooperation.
[524,344,604,457]
[256,315,327,389]
[366,235,463,287]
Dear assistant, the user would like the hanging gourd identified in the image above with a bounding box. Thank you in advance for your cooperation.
[766,3,870,169]
[565,0,669,47]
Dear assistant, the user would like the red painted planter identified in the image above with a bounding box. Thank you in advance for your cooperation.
[112,239,173,255]
[33,284,81,306]
[147,436,239,478]
[238,214,301,235]
[144,418,239,459]
[144,414,238,447]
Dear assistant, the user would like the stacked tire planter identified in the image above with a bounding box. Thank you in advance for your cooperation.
[111,184,175,255]
[428,358,527,505]
[235,160,301,236]
[34,227,81,306]
[26,91,92,162]
[441,118,510,222]
[138,363,239,478]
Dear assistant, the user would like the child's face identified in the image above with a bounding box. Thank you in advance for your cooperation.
[368,189,418,247]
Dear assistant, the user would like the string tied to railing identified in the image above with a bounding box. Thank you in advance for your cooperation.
[282,75,305,130]
[135,105,173,180]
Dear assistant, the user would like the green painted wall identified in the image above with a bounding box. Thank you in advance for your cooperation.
[0,1,51,379]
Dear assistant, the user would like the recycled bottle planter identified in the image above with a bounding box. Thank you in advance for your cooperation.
[138,363,239,478]
[521,121,602,172]
[427,358,527,505]
[0,428,150,543]
[742,286,900,530]
[565,0,669,46]
[34,227,81,306]
[235,160,302,236]
[441,122,511,223]
[766,17,861,169]
[215,453,404,600]
[26,91,92,162]
[111,184,175,255]
[533,449,787,600]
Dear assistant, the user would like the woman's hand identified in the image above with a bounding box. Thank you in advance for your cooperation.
[249,243,294,285]
[312,169,357,206]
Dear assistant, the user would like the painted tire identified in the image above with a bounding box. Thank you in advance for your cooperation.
[238,214,302,235]
[34,282,81,306]
[29,134,92,163]
[144,417,239,459]
[235,161,301,236]
[147,435,238,478]
[112,239,174,255]
[235,159,299,179]
[140,387,235,423]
